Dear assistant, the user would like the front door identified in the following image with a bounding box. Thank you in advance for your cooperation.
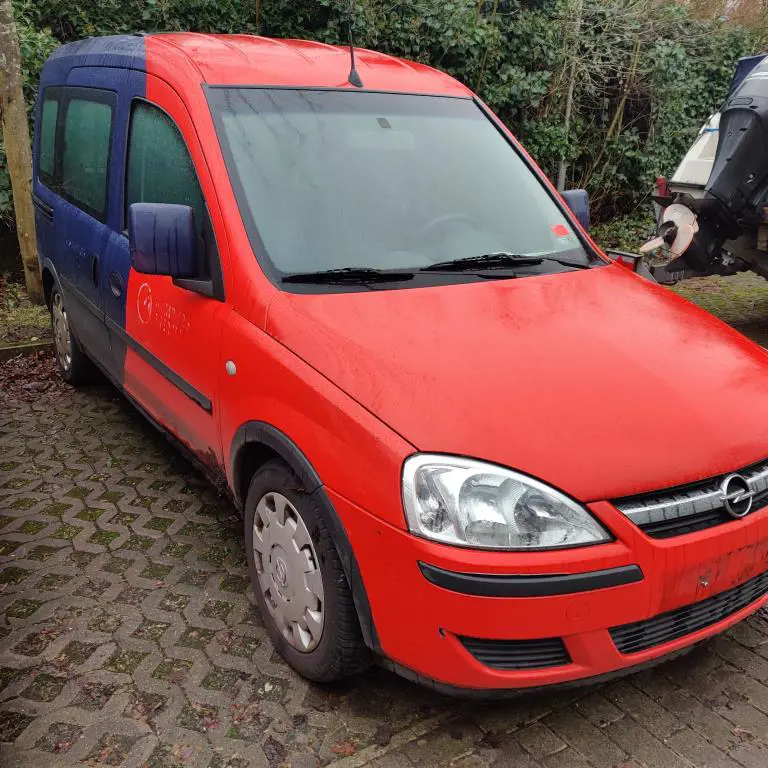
[103,75,226,466]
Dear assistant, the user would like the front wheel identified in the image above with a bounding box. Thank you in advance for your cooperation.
[244,459,370,681]
[50,286,92,386]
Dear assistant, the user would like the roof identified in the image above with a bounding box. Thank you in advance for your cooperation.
[45,34,146,75]
[45,33,471,97]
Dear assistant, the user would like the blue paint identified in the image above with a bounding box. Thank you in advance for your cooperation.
[33,35,147,381]
[44,35,147,81]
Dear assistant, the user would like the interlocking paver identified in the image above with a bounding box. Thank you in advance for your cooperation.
[544,709,629,767]
[542,747,591,768]
[602,680,683,740]
[601,717,692,768]
[515,722,566,760]
[3,279,768,766]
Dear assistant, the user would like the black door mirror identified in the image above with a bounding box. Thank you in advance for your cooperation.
[128,202,197,277]
[561,189,590,232]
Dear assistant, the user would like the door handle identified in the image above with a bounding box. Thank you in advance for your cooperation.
[91,253,99,286]
[109,271,123,298]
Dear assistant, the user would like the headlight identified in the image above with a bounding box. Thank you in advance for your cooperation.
[402,454,610,550]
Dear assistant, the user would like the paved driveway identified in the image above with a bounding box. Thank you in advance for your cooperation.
[1,275,768,768]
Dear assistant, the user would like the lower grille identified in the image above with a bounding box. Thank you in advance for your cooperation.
[610,569,768,655]
[459,636,570,670]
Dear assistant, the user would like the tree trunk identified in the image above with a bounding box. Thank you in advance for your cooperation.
[0,0,43,304]
[557,0,583,192]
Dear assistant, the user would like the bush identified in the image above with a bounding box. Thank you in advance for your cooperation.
[2,0,765,226]
[591,213,656,252]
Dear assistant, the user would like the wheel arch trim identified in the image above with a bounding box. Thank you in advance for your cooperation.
[230,421,380,652]
[231,421,322,507]
[41,258,62,307]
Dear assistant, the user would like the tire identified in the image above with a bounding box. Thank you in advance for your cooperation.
[244,459,370,681]
[49,285,93,386]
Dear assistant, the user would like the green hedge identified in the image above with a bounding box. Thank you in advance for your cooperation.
[2,0,763,226]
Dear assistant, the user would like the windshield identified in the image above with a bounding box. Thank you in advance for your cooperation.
[208,88,598,281]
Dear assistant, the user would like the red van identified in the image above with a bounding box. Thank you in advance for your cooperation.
[33,34,768,693]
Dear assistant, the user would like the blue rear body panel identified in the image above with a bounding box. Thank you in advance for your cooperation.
[33,35,147,381]
[41,35,147,81]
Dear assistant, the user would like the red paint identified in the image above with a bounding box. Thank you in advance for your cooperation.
[267,265,768,504]
[123,71,230,463]
[118,34,768,690]
[330,490,768,689]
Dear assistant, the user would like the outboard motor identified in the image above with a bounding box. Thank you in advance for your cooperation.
[643,56,768,277]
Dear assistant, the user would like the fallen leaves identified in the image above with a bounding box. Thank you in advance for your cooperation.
[190,701,219,732]
[230,701,261,726]
[0,349,68,407]
[170,742,195,763]
[331,740,357,757]
[732,725,756,740]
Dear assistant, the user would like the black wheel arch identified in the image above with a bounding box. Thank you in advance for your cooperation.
[231,421,380,653]
[41,258,61,308]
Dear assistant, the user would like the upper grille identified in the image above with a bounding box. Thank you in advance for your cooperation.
[610,569,768,654]
[458,636,571,670]
[613,457,768,539]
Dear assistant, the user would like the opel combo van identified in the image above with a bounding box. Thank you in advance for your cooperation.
[33,34,768,693]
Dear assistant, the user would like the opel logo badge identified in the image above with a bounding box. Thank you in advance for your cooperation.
[274,557,288,588]
[720,473,754,518]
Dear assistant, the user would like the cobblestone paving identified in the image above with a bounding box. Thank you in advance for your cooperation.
[1,276,768,768]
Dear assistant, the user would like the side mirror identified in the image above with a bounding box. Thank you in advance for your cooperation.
[561,189,590,232]
[128,202,197,277]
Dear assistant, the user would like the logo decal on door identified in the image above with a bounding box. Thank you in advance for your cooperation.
[137,283,153,324]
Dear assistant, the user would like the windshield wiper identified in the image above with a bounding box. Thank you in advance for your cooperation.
[420,252,544,272]
[281,267,415,284]
[421,251,590,272]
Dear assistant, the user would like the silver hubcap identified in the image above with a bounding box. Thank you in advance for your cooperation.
[52,292,72,372]
[252,492,324,652]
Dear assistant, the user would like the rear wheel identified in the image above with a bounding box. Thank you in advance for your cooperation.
[244,459,370,681]
[50,286,92,386]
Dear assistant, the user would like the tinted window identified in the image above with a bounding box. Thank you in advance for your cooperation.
[61,95,113,219]
[126,101,206,235]
[38,91,59,183]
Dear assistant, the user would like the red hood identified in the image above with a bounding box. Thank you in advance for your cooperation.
[266,263,768,501]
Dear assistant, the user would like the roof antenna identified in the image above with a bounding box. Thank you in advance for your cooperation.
[346,0,363,88]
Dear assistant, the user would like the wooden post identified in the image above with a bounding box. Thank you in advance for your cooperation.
[0,0,43,304]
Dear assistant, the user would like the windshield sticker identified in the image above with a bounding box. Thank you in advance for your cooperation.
[551,224,571,238]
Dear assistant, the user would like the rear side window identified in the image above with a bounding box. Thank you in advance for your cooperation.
[38,90,60,184]
[126,101,206,236]
[61,94,114,220]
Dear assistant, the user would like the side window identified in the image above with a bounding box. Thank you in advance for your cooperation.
[60,91,115,220]
[38,89,60,185]
[126,101,207,240]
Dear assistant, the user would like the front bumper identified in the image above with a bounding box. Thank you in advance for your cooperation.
[329,489,768,691]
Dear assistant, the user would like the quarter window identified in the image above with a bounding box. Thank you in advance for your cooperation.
[38,90,59,184]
